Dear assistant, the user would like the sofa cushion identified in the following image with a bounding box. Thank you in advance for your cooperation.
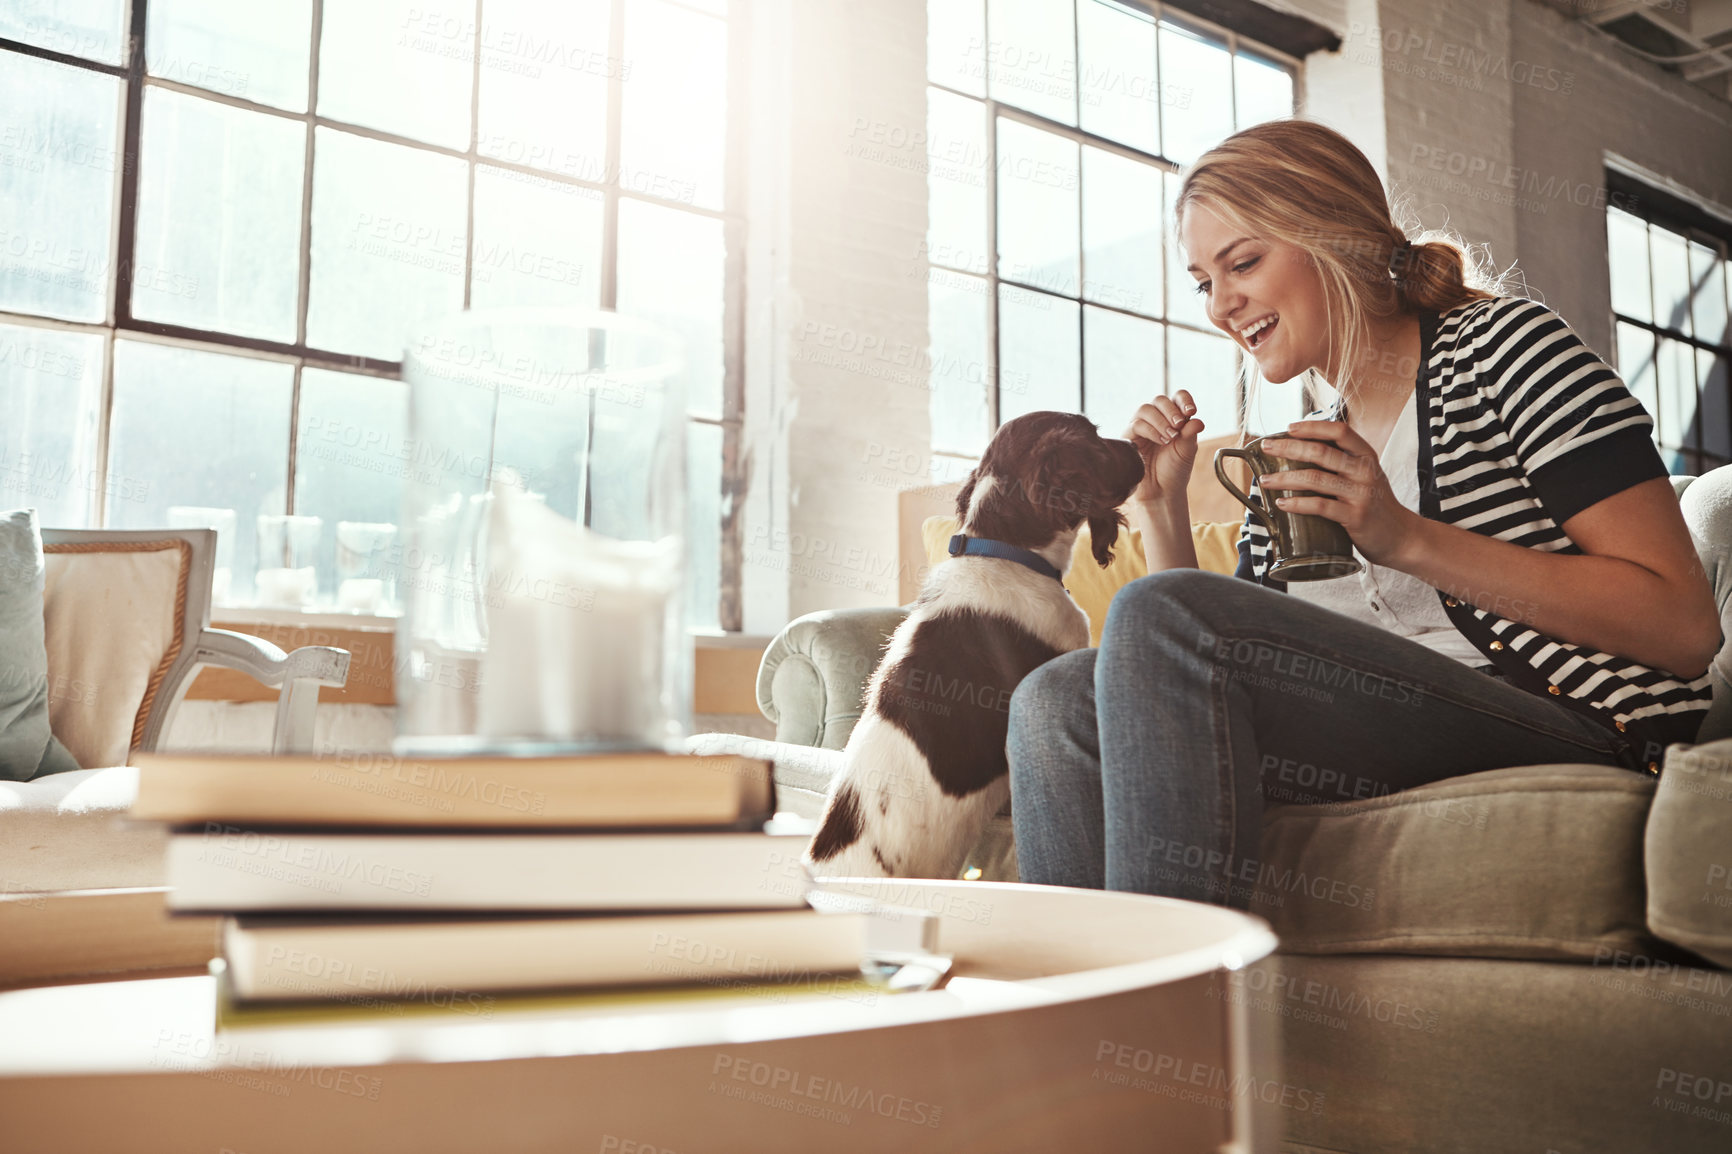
[1274,953,1732,1154]
[0,509,80,781]
[0,766,166,892]
[1646,739,1732,968]
[1257,764,1658,961]
[920,516,1240,646]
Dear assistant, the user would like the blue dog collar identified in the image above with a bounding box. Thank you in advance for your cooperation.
[948,534,1065,583]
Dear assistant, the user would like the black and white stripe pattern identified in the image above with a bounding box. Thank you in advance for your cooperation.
[1238,296,1711,771]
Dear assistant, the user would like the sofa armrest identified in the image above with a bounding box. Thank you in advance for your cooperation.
[756,607,909,750]
[190,629,352,755]
[1645,739,1732,968]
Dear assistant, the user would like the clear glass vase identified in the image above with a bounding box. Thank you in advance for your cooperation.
[394,308,689,755]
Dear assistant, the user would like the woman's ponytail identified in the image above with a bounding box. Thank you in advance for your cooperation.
[1391,235,1492,312]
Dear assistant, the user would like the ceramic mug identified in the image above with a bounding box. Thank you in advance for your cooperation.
[1214,436,1363,581]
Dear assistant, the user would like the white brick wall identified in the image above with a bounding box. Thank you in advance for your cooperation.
[740,0,932,630]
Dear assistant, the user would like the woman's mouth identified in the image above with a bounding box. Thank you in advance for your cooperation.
[1241,314,1278,350]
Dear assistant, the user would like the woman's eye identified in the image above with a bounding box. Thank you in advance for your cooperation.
[1193,281,1211,296]
[1234,258,1259,273]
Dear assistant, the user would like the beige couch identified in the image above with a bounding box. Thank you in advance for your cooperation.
[693,466,1732,1154]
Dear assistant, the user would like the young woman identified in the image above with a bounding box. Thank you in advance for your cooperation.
[1006,119,1721,905]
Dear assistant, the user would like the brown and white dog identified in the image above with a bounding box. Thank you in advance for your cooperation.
[804,411,1145,879]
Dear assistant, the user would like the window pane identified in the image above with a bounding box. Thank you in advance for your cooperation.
[1606,208,1651,325]
[687,421,721,630]
[147,0,313,111]
[133,90,305,342]
[1082,147,1161,316]
[930,269,992,456]
[477,0,610,181]
[986,0,1077,125]
[1235,51,1293,130]
[996,119,1079,298]
[0,54,120,323]
[294,369,409,611]
[927,89,988,275]
[617,199,725,417]
[1158,21,1232,166]
[998,285,1079,423]
[1656,335,1697,453]
[306,128,468,361]
[1699,349,1729,464]
[1651,226,1692,336]
[620,0,727,211]
[1082,306,1160,434]
[929,0,985,96]
[1077,0,1158,155]
[1615,320,1657,429]
[1167,325,1238,436]
[0,0,125,66]
[470,166,604,310]
[1164,171,1210,329]
[107,341,293,605]
[1689,240,1727,347]
[319,0,473,150]
[930,454,977,486]
[0,323,104,527]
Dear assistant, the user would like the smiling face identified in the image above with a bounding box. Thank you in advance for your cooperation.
[1181,202,1332,385]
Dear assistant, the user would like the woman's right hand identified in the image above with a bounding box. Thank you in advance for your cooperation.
[1126,390,1205,506]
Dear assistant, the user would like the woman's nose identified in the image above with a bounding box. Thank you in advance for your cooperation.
[1207,282,1242,330]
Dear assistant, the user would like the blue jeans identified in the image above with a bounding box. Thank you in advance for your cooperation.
[1007,569,1626,905]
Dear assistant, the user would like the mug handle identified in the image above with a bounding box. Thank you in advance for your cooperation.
[1214,448,1274,535]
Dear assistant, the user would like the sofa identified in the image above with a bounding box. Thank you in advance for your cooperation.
[692,469,1732,1154]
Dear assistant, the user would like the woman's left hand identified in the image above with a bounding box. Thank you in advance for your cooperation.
[1259,420,1424,567]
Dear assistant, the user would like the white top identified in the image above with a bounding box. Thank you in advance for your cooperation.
[1288,389,1485,667]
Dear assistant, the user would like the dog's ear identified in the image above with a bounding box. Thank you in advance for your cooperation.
[1085,437,1144,566]
[954,469,978,524]
[1088,505,1126,567]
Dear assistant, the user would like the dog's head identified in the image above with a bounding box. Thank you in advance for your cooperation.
[954,411,1145,568]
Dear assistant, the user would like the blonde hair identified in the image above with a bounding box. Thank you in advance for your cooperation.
[1173,119,1507,420]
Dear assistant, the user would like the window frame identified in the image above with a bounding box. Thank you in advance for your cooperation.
[1605,176,1732,477]
[925,0,1303,475]
[0,0,749,629]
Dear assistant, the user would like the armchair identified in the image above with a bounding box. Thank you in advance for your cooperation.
[40,527,351,762]
[2,527,351,900]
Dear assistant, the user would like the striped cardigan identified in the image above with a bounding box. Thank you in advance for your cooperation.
[1236,296,1713,773]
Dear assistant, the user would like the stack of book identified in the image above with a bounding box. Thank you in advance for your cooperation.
[128,750,939,1016]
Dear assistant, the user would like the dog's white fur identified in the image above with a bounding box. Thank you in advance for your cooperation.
[803,520,1091,880]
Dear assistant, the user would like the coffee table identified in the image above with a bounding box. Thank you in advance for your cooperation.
[0,879,1279,1153]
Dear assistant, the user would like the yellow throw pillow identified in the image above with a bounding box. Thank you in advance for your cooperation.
[921,516,1241,646]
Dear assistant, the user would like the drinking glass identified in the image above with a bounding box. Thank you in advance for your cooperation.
[396,308,689,754]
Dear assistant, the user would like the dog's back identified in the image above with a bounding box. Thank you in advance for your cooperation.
[805,556,1088,878]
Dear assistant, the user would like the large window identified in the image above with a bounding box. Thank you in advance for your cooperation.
[925,0,1298,478]
[0,0,739,628]
[1607,201,1732,476]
